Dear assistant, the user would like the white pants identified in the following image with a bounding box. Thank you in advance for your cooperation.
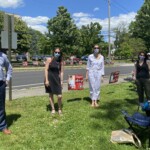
[88,70,102,101]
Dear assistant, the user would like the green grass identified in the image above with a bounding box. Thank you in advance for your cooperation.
[0,82,148,150]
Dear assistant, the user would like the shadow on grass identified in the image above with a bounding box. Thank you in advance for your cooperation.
[46,103,64,111]
[67,98,82,102]
[124,98,138,105]
[138,130,150,149]
[6,114,21,127]
[83,97,91,103]
[90,97,150,148]
[106,91,114,94]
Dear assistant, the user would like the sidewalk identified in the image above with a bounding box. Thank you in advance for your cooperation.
[6,74,130,100]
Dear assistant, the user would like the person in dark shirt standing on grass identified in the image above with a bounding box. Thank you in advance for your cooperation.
[133,52,150,103]
[0,51,12,135]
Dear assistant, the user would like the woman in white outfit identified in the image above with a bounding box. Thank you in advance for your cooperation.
[86,45,105,107]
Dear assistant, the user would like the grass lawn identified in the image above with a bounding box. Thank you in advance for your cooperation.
[0,82,148,150]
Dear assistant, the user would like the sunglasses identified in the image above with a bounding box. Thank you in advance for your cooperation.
[94,47,99,49]
[54,52,60,54]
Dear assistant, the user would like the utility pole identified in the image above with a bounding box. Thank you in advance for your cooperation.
[108,0,111,61]
[8,15,12,101]
[1,13,17,101]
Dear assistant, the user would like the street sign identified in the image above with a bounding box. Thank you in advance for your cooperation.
[1,31,17,49]
[1,14,17,49]
[12,32,17,49]
[1,31,8,49]
[3,14,8,31]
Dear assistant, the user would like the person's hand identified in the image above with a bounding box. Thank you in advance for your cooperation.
[5,80,9,86]
[45,80,49,87]
[132,76,136,81]
[61,81,63,89]
[85,76,88,82]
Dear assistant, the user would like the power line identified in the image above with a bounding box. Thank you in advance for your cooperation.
[103,0,130,14]
[111,0,131,14]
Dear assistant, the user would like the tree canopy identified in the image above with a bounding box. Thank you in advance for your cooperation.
[129,0,150,51]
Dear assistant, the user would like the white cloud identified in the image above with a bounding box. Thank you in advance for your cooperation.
[21,12,136,37]
[72,12,91,18]
[22,16,49,34]
[93,7,99,12]
[0,0,24,8]
[28,25,48,34]
[22,16,49,25]
[73,12,136,32]
[73,12,136,42]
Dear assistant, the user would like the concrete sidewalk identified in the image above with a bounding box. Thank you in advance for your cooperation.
[6,74,130,100]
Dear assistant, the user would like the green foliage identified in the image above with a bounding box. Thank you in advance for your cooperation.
[0,82,144,149]
[129,0,150,50]
[79,22,103,55]
[113,23,128,49]
[0,8,105,57]
[47,6,79,56]
[115,37,146,59]
[14,17,32,54]
[28,28,49,55]
[114,22,147,58]
[0,11,4,30]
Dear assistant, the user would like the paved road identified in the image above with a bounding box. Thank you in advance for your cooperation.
[8,65,134,90]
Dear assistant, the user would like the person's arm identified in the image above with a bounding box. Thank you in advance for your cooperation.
[86,55,90,81]
[101,56,105,76]
[44,57,51,86]
[4,54,13,84]
[60,61,64,86]
[101,56,105,82]
[133,62,137,80]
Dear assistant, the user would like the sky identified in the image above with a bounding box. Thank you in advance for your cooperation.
[0,0,144,41]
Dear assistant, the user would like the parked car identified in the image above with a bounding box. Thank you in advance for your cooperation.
[32,55,42,61]
[16,54,27,62]
[43,55,52,60]
[81,55,88,61]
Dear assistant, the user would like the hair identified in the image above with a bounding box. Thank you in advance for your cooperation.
[93,44,102,52]
[137,51,148,63]
[93,44,99,48]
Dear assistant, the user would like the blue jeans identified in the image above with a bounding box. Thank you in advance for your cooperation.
[0,81,7,131]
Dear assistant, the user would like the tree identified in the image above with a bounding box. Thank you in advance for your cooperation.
[79,22,103,55]
[115,37,146,59]
[0,11,4,30]
[28,28,49,55]
[113,22,129,50]
[129,0,150,51]
[47,6,79,56]
[14,17,32,54]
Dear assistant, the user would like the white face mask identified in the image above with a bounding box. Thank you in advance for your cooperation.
[93,49,99,55]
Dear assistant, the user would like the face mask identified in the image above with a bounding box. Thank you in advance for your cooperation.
[94,49,99,55]
[139,55,145,61]
[54,52,60,59]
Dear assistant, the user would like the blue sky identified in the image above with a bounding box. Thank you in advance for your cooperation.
[0,0,144,41]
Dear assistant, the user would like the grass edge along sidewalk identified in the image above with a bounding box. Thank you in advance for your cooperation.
[6,74,129,100]
[1,82,149,149]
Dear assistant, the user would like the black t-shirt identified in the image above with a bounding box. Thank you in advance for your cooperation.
[136,61,150,79]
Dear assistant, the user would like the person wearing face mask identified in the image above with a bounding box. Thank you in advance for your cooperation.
[133,52,150,103]
[44,48,64,115]
[86,45,105,107]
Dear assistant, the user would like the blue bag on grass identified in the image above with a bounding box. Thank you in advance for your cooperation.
[141,101,150,111]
